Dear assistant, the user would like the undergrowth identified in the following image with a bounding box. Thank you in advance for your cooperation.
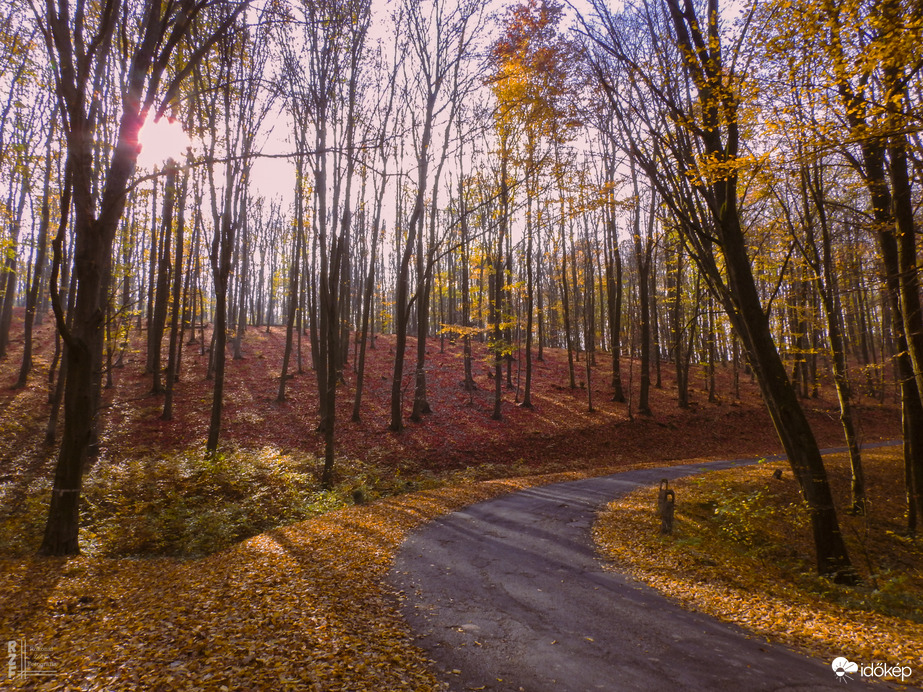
[0,437,593,558]
[0,446,455,558]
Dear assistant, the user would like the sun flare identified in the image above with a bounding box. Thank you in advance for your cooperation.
[137,116,192,170]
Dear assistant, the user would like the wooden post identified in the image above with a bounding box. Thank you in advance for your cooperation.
[658,479,675,535]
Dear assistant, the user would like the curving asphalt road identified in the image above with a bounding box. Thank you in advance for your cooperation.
[390,450,900,691]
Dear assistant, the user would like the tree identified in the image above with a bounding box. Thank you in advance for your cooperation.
[276,32,310,404]
[353,33,402,422]
[389,0,483,431]
[490,0,571,409]
[15,99,57,389]
[277,0,373,483]
[34,0,247,555]
[192,11,268,453]
[147,160,178,395]
[161,158,189,421]
[0,69,44,359]
[628,159,655,416]
[816,0,923,530]
[596,132,627,403]
[313,0,370,486]
[758,0,923,531]
[409,14,473,423]
[582,0,857,581]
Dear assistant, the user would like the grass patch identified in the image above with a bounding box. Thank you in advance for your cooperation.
[594,446,923,681]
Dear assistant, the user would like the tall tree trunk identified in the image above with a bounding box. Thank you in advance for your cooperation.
[278,223,302,402]
[144,179,159,366]
[605,196,625,402]
[206,207,235,453]
[492,151,510,421]
[669,231,690,408]
[149,162,177,395]
[0,170,30,359]
[391,92,437,432]
[162,165,188,421]
[631,165,654,415]
[16,111,56,388]
[460,178,476,392]
[232,213,249,360]
[351,65,395,419]
[352,220,380,422]
[410,203,434,422]
[801,162,866,513]
[265,246,276,334]
[537,211,545,363]
[561,222,576,389]
[521,163,535,408]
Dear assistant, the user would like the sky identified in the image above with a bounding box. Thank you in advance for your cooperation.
[134,0,603,210]
[137,117,193,170]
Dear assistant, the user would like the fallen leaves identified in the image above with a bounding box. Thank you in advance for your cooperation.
[593,447,923,679]
[0,313,909,687]
[1,471,601,690]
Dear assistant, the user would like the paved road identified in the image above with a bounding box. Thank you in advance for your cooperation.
[390,451,897,691]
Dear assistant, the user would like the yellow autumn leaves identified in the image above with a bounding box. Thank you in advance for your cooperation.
[2,471,594,690]
[593,447,923,680]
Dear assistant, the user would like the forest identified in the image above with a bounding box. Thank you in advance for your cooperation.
[0,0,921,601]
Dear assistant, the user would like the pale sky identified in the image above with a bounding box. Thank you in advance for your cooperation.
[135,0,605,213]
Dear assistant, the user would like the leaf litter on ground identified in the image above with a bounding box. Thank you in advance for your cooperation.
[593,447,923,684]
[0,313,908,688]
[2,467,641,691]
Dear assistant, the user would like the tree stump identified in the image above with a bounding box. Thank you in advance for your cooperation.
[658,480,675,535]
[657,479,669,516]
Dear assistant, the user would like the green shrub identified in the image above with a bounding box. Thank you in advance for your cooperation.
[79,446,353,557]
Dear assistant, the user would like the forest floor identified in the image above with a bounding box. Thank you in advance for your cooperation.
[0,310,907,689]
[0,308,902,557]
